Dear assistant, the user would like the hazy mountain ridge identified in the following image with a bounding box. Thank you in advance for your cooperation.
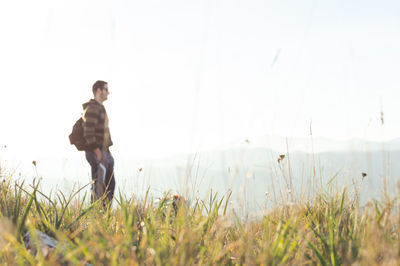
[225,135,400,153]
[136,144,400,209]
[4,136,399,212]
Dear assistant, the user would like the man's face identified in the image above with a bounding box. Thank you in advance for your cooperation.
[99,84,109,102]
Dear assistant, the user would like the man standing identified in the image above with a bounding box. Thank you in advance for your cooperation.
[82,80,115,205]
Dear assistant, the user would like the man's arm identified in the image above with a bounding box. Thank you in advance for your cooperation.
[83,106,102,161]
[93,148,102,161]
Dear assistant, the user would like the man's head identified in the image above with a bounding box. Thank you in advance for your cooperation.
[92,80,109,103]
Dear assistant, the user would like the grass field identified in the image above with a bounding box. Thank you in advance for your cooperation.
[0,165,399,265]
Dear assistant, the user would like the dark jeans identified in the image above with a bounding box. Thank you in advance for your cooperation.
[85,151,115,205]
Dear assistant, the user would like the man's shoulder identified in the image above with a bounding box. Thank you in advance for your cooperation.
[84,100,103,111]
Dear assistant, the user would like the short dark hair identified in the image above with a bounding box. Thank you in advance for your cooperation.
[92,80,108,95]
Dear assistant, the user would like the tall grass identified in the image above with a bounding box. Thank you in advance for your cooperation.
[0,169,399,265]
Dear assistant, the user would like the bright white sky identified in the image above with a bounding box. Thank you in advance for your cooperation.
[0,0,399,160]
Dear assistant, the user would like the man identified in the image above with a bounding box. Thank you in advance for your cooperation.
[82,80,115,205]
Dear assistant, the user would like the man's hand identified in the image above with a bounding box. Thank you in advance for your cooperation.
[94,148,102,162]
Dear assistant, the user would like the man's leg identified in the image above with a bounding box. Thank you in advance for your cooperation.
[104,152,115,204]
[85,151,105,203]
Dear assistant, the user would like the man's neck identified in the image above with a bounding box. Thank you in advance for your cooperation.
[94,97,104,104]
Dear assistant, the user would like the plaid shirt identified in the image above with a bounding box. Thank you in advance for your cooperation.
[82,99,113,151]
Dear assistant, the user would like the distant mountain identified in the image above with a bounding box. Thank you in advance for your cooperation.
[223,135,400,154]
[131,145,400,212]
[11,138,400,214]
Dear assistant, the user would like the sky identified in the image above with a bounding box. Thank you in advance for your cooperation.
[0,0,400,161]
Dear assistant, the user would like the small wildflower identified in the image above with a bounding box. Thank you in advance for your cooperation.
[361,172,367,178]
[140,222,145,227]
[147,248,156,257]
[265,191,271,200]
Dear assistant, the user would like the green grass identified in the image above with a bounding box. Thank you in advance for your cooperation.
[0,172,399,265]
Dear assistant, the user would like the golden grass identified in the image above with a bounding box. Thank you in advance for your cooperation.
[0,171,399,265]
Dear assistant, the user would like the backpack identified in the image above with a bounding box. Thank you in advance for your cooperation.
[69,117,86,151]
